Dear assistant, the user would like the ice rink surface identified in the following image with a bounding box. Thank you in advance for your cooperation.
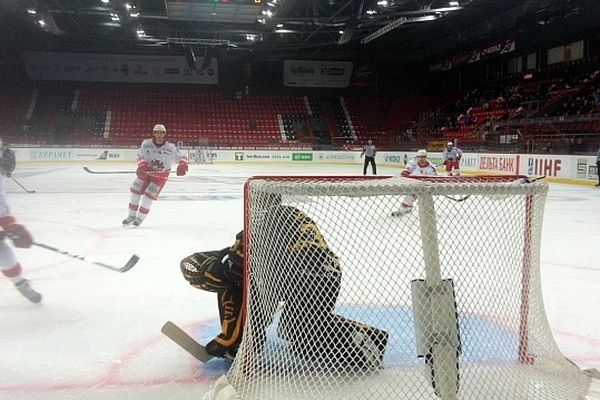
[0,161,599,400]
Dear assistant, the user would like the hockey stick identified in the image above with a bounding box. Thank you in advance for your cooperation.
[33,242,139,272]
[83,167,177,175]
[83,167,135,174]
[443,194,470,202]
[32,241,139,272]
[442,176,546,203]
[161,321,214,362]
[0,231,139,272]
[11,176,36,193]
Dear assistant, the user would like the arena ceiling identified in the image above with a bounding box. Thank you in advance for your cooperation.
[0,0,598,62]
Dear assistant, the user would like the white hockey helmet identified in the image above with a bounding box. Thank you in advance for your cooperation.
[153,124,166,132]
[447,141,454,147]
[416,149,427,157]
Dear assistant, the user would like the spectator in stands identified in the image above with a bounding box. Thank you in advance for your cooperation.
[360,140,377,175]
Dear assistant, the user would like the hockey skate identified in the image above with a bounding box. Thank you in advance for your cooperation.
[15,279,42,304]
[205,339,237,361]
[132,217,143,227]
[391,205,413,217]
[122,216,136,226]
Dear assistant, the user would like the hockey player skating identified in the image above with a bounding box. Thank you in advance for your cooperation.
[122,124,188,227]
[0,139,41,303]
[391,149,437,216]
[442,141,463,176]
[180,196,389,368]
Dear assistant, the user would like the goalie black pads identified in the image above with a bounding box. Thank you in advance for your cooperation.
[286,314,389,370]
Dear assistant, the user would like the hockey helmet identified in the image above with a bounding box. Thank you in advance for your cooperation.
[153,124,166,132]
[447,141,454,147]
[416,149,427,157]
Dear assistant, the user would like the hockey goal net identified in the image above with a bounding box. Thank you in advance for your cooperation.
[208,175,591,400]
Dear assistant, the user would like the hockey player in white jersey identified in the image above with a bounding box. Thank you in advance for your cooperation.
[391,149,437,216]
[0,138,41,303]
[122,124,189,227]
[442,141,463,176]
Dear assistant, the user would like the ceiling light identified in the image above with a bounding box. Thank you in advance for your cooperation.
[101,0,110,4]
[449,1,459,6]
[26,8,37,15]
[37,19,46,26]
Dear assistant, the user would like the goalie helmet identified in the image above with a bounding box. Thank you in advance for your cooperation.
[416,149,427,157]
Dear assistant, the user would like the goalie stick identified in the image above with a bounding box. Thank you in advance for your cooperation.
[161,321,214,362]
[0,231,139,272]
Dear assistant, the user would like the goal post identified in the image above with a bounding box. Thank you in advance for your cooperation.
[187,146,214,164]
[206,175,591,400]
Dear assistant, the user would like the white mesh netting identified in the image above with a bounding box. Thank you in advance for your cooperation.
[209,175,591,400]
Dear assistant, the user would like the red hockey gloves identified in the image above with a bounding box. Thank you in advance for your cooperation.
[136,161,150,179]
[7,224,33,248]
[443,159,449,165]
[400,169,411,177]
[176,161,188,176]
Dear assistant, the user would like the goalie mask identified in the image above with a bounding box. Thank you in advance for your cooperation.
[180,252,219,288]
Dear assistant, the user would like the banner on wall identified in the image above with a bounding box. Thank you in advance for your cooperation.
[21,51,218,84]
[429,37,516,72]
[478,154,519,174]
[350,61,378,87]
[283,60,353,88]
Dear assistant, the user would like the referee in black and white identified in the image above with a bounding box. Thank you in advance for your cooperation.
[361,139,377,175]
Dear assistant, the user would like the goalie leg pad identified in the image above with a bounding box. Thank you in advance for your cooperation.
[289,313,389,370]
[206,287,244,359]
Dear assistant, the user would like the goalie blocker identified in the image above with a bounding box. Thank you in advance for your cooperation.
[180,203,389,369]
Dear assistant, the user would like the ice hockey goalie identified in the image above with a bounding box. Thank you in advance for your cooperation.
[181,201,389,369]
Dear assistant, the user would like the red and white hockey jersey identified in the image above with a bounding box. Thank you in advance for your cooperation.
[137,139,187,173]
[402,159,437,176]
